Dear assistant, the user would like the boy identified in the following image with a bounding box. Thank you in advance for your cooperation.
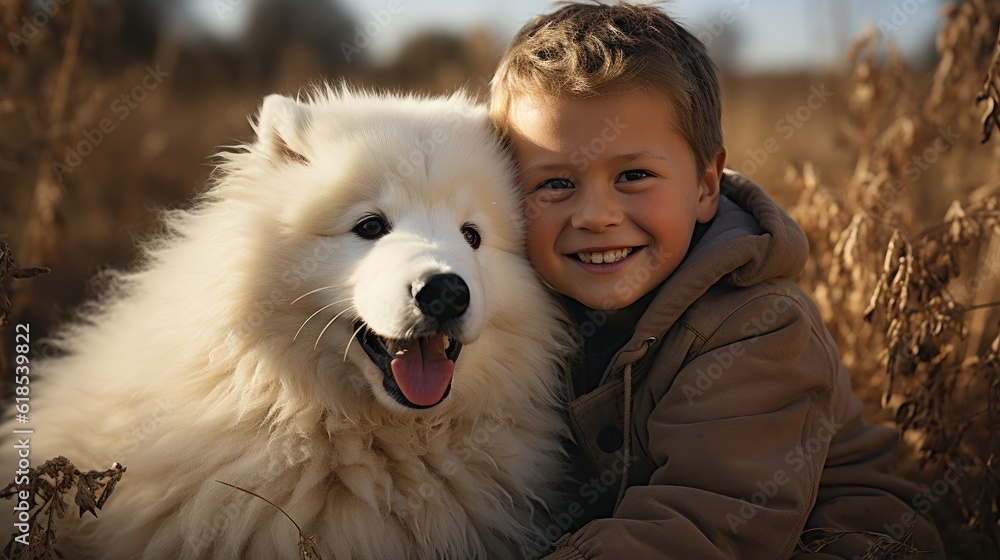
[488,3,947,559]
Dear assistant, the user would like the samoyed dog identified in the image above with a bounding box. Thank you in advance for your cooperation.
[3,88,573,559]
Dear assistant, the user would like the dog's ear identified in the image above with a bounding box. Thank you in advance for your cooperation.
[255,94,310,164]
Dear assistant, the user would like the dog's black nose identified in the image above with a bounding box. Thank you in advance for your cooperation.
[416,273,470,322]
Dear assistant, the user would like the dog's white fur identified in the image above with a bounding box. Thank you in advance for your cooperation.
[3,88,574,559]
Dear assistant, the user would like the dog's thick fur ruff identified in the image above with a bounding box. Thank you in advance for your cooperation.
[2,87,574,559]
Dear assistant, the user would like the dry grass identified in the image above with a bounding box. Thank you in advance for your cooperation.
[799,525,923,560]
[788,1,1000,556]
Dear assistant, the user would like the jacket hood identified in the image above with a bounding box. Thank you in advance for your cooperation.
[621,170,810,358]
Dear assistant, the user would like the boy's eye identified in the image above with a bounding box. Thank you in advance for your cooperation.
[536,178,574,190]
[615,170,651,183]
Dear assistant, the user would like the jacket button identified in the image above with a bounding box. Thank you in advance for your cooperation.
[596,426,623,453]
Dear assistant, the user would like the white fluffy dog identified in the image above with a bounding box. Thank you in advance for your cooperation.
[3,88,573,559]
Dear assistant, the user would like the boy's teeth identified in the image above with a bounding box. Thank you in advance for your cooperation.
[577,248,633,264]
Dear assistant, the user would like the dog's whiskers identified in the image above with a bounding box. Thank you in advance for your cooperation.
[294,302,342,341]
[343,323,367,362]
[314,306,355,350]
[291,285,347,305]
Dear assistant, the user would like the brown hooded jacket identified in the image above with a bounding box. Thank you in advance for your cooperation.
[541,171,947,560]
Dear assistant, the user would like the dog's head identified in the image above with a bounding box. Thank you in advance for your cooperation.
[219,87,554,415]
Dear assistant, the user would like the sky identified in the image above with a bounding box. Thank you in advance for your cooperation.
[189,0,946,73]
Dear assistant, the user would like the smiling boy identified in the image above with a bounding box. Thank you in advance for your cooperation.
[512,91,720,312]
[489,3,946,559]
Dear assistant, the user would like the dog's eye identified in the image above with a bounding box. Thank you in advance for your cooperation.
[461,224,481,249]
[354,215,390,240]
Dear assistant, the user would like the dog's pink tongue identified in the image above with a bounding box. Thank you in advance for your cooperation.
[390,337,454,406]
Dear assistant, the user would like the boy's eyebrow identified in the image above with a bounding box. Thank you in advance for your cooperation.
[521,151,671,176]
[520,162,569,175]
[610,151,671,166]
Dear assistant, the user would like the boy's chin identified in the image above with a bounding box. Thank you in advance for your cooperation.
[566,290,642,311]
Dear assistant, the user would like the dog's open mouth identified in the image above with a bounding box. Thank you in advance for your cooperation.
[354,322,462,409]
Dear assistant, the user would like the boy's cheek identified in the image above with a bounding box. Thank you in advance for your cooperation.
[524,194,552,224]
[521,203,551,239]
[524,239,547,269]
[522,199,568,243]
[522,197,543,227]
[524,239,560,286]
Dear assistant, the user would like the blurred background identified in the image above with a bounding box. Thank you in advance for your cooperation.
[0,0,952,339]
[2,0,1000,557]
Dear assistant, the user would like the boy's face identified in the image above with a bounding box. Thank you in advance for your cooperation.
[508,91,724,310]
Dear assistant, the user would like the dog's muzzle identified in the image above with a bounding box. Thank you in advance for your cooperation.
[355,273,469,409]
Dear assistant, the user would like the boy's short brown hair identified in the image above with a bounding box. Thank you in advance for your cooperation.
[489,1,723,174]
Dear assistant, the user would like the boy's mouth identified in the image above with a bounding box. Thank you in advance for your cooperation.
[570,247,639,264]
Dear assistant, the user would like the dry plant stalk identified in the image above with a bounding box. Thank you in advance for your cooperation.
[216,481,324,559]
[0,457,126,560]
[0,237,50,388]
[864,200,1000,434]
[0,238,50,330]
[798,523,923,560]
[978,27,1000,142]
[19,0,87,270]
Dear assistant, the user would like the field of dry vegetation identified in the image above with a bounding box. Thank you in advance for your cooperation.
[1,0,999,558]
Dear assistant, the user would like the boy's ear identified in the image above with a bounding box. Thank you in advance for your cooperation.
[697,148,727,223]
[255,94,311,164]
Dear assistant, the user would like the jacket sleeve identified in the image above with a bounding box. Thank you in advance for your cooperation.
[543,293,838,560]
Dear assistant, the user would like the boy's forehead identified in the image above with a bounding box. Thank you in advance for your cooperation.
[505,90,700,182]
[507,96,595,159]
[507,91,681,142]
[507,94,561,131]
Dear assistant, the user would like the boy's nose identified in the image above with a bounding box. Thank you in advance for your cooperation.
[570,185,623,232]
